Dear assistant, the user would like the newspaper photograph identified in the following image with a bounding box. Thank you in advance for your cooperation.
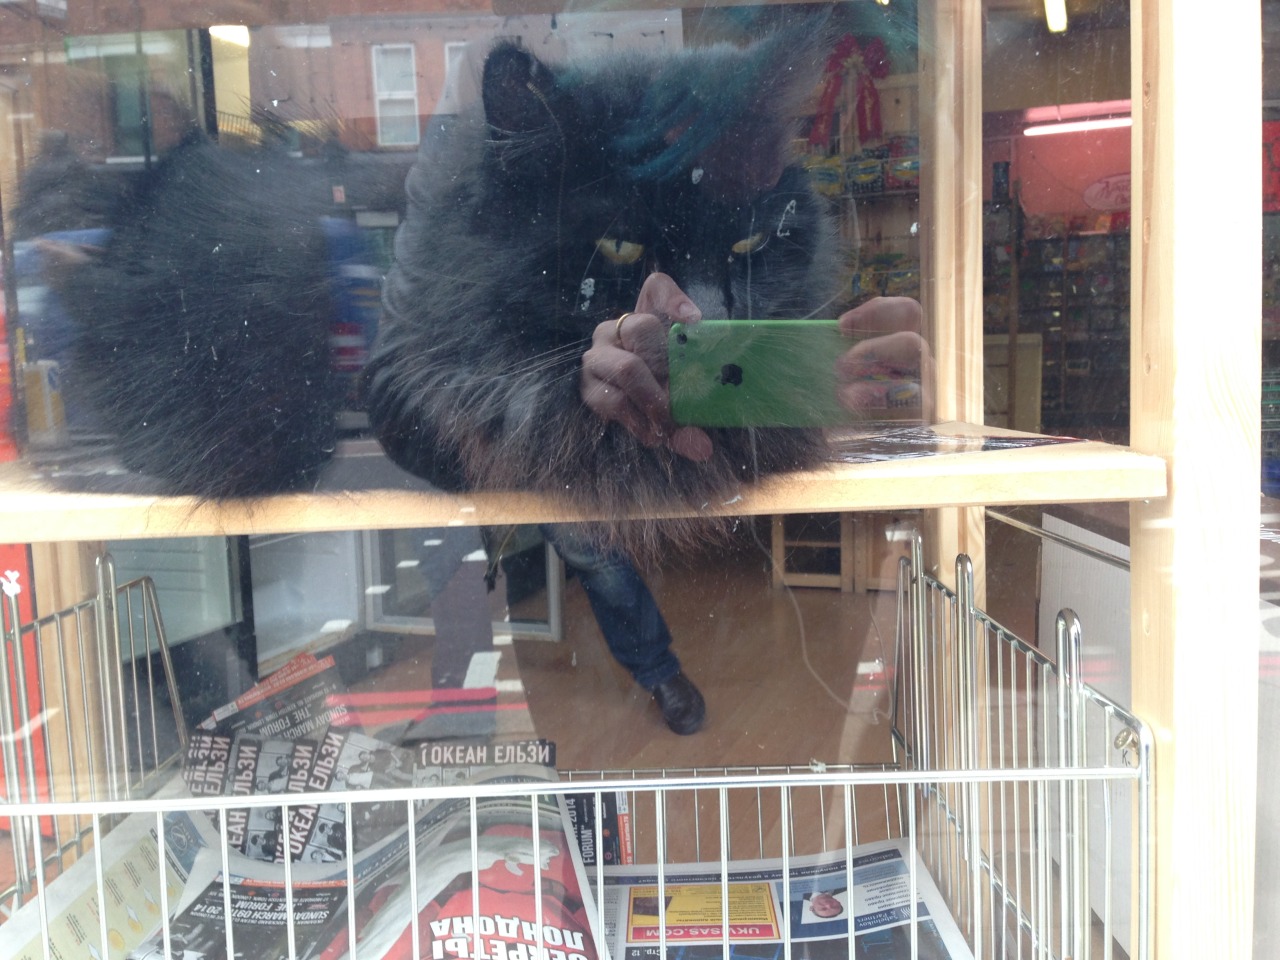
[599,839,971,960]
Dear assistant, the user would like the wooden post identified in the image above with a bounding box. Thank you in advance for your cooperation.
[1129,2,1259,955]
[918,0,986,598]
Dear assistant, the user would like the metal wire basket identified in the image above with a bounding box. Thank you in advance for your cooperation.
[0,543,1149,960]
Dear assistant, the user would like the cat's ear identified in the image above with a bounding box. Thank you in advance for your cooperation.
[482,42,558,138]
[619,21,834,199]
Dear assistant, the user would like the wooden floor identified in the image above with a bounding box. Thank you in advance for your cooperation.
[511,533,903,775]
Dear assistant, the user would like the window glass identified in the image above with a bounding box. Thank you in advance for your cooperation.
[0,5,1209,960]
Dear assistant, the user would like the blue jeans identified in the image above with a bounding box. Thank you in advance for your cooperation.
[541,525,681,691]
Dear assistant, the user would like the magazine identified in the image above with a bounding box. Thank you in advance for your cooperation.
[199,653,353,738]
[318,764,608,960]
[130,764,607,960]
[599,839,972,960]
[827,424,1077,464]
[564,791,634,867]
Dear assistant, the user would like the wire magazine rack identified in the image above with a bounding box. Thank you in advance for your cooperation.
[0,542,1151,960]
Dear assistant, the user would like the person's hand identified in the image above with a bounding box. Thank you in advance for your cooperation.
[580,272,713,461]
[835,297,934,421]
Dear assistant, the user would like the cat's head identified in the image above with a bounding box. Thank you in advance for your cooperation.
[474,28,841,336]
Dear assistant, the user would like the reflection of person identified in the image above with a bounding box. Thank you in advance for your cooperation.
[414,520,705,734]
[580,278,929,736]
[801,889,846,920]
[541,523,705,735]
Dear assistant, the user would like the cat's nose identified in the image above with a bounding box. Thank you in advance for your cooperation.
[679,282,726,320]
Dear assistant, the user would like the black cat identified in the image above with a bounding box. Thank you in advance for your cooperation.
[21,136,347,497]
[364,30,842,555]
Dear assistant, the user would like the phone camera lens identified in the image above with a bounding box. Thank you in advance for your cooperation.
[676,332,688,345]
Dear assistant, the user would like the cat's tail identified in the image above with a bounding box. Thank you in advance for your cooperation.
[24,136,357,499]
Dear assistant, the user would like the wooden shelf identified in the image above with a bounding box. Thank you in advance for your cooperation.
[0,423,1167,543]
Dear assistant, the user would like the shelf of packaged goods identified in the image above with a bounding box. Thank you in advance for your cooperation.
[0,422,1167,543]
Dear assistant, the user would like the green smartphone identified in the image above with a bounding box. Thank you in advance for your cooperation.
[668,319,855,427]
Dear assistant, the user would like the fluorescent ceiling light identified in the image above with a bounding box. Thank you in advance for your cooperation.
[1024,99,1131,124]
[1024,116,1132,137]
[1044,0,1068,33]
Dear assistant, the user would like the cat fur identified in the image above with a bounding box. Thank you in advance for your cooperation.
[365,29,843,558]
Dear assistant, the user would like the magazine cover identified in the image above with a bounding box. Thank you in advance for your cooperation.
[317,765,609,960]
[0,808,211,960]
[564,791,633,867]
[199,654,353,738]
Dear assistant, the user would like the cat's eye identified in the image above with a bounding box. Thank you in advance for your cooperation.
[596,238,646,265]
[731,232,767,255]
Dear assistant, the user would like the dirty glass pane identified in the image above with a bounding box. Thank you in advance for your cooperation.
[0,3,1183,960]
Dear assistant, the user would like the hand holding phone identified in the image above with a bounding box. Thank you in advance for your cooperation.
[669,319,855,427]
[669,302,929,428]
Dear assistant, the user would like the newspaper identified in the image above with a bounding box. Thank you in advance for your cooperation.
[283,728,416,864]
[322,765,608,960]
[179,725,418,864]
[126,875,349,960]
[599,839,972,960]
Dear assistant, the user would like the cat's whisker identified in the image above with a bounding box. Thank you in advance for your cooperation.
[798,292,843,321]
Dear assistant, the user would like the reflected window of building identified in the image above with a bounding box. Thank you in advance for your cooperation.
[372,43,419,147]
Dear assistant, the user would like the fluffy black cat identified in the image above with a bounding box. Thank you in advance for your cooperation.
[364,31,842,555]
[24,26,843,555]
